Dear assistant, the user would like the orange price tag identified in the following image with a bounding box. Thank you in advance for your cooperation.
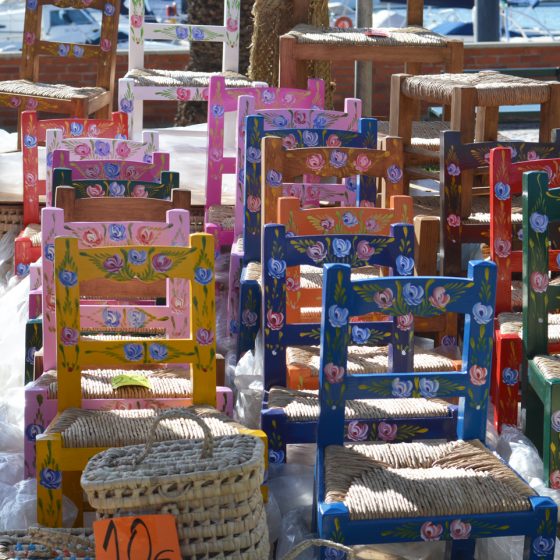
[93,514,181,560]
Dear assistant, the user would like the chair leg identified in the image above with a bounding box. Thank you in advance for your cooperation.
[63,471,84,527]
[544,381,560,488]
[36,435,63,527]
[493,335,522,432]
[236,279,260,360]
[228,252,242,337]
[524,496,558,559]
[261,409,288,464]
[525,381,544,456]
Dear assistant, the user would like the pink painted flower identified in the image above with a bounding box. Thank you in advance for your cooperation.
[136,226,154,245]
[24,32,35,45]
[125,166,139,180]
[24,172,37,186]
[306,241,327,263]
[74,143,91,157]
[130,15,143,28]
[397,313,414,331]
[357,239,375,260]
[527,150,539,161]
[132,185,147,197]
[353,153,372,173]
[176,87,191,101]
[530,271,549,293]
[447,214,461,228]
[9,97,21,107]
[202,88,209,100]
[81,228,103,247]
[210,148,222,162]
[247,195,261,213]
[100,38,112,52]
[494,238,511,258]
[420,522,443,542]
[87,124,99,137]
[326,134,342,147]
[26,98,38,110]
[347,421,369,441]
[85,165,101,178]
[226,17,238,32]
[115,142,131,159]
[287,184,303,198]
[282,134,298,149]
[429,286,450,309]
[266,309,284,330]
[365,218,379,232]
[283,93,296,105]
[324,362,344,384]
[196,328,214,345]
[469,365,487,386]
[293,111,307,125]
[61,327,79,346]
[86,184,104,197]
[171,296,186,312]
[450,520,471,540]
[550,470,560,489]
[286,276,300,292]
[378,422,398,441]
[373,288,394,309]
[306,153,325,172]
[320,216,335,231]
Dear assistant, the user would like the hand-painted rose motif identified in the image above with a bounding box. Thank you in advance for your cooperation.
[378,422,398,441]
[532,536,555,557]
[266,309,284,330]
[302,130,319,147]
[293,111,306,125]
[103,163,120,179]
[551,410,560,432]
[23,134,37,148]
[58,269,78,287]
[494,181,510,201]
[104,254,124,273]
[73,45,84,57]
[530,212,549,233]
[25,423,43,442]
[211,104,225,118]
[332,238,352,258]
[373,288,394,309]
[346,177,357,192]
[269,449,285,463]
[330,150,348,169]
[247,195,261,213]
[447,214,461,228]
[320,216,335,231]
[326,134,342,147]
[152,253,173,272]
[450,520,471,540]
[128,310,146,328]
[115,142,131,159]
[351,326,371,345]
[396,255,414,276]
[306,241,327,263]
[120,98,133,114]
[70,122,84,136]
[419,378,439,398]
[286,276,300,292]
[246,147,261,164]
[103,308,121,327]
[16,263,29,277]
[267,257,286,279]
[195,267,213,285]
[429,286,450,309]
[347,421,369,441]
[353,153,372,173]
[226,17,238,31]
[397,313,414,331]
[392,378,413,398]
[494,238,511,258]
[26,0,37,9]
[386,164,403,184]
[241,309,258,328]
[109,223,126,242]
[81,227,103,247]
[282,134,297,149]
[328,304,349,328]
[136,226,154,245]
[44,244,55,263]
[100,39,112,52]
[530,271,549,293]
[306,153,325,172]
[272,115,288,128]
[26,98,38,110]
[357,240,375,260]
[469,365,487,386]
[420,522,443,542]
[447,163,460,176]
[86,184,104,197]
[266,169,283,186]
[175,26,188,39]
[25,171,37,185]
[104,2,115,16]
[109,182,125,197]
[192,27,205,40]
[403,283,424,306]
[527,150,539,161]
[342,212,358,227]
[149,343,168,360]
[131,14,143,27]
[365,218,379,232]
[124,343,143,361]
[502,367,519,386]
[472,302,493,324]
[40,468,61,490]
[9,97,21,108]
[75,143,91,157]
[128,250,147,265]
[176,87,191,101]
[58,44,70,56]
[324,362,344,384]
[61,327,78,346]
[550,470,560,489]
[24,31,35,45]
[132,185,148,197]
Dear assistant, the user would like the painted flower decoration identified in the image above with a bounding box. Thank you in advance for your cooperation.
[324,362,344,384]
[130,14,143,27]
[128,310,146,329]
[58,44,70,56]
[25,423,43,442]
[104,254,124,274]
[392,378,413,398]
[176,26,188,39]
[293,111,306,124]
[267,257,286,279]
[149,343,168,360]
[313,115,328,129]
[16,263,30,277]
[27,0,37,9]
[192,27,205,40]
[332,238,352,258]
[194,267,213,285]
[502,367,519,386]
[472,302,493,325]
[23,134,37,148]
[328,304,349,328]
[124,343,143,361]
[420,522,443,542]
[24,31,35,45]
[353,153,372,173]
[211,104,225,118]
[378,422,398,441]
[494,238,511,259]
[386,164,403,184]
[286,276,300,292]
[266,169,283,187]
[302,130,319,147]
[550,470,560,489]
[429,286,450,309]
[551,411,560,432]
[351,326,371,345]
[152,253,173,272]
[120,98,133,114]
[403,283,424,307]
[58,269,78,287]
[75,143,91,157]
[419,378,439,398]
[61,327,79,346]
[450,520,471,540]
[109,182,125,197]
[494,181,511,201]
[176,87,191,101]
[241,309,258,328]
[306,153,325,171]
[104,2,115,15]
[70,122,84,136]
[532,536,555,557]
[327,134,342,147]
[469,365,487,386]
[266,309,284,330]
[103,163,120,179]
[86,184,104,199]
[447,214,461,228]
[447,163,461,176]
[306,241,327,263]
[132,185,148,198]
[356,240,375,260]
[396,255,414,276]
[128,250,147,265]
[397,313,414,331]
[195,328,214,346]
[365,218,379,232]
[269,449,285,463]
[100,38,112,52]
[115,142,131,159]
[320,216,335,231]
[44,243,55,263]
[530,271,549,293]
[342,212,358,227]
[374,288,394,309]
[246,147,261,164]
[40,468,61,490]
[272,115,288,128]
[530,212,549,233]
[73,45,84,57]
[247,195,261,213]
[347,421,369,441]
[282,134,297,149]
[329,150,348,169]
[109,223,126,242]
[261,89,276,104]
[103,309,121,328]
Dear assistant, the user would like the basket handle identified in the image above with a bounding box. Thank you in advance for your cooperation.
[134,407,214,465]
[282,539,354,560]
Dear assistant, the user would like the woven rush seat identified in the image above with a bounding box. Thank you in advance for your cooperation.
[207,204,235,231]
[123,69,252,88]
[38,367,192,400]
[499,309,560,339]
[47,405,239,448]
[532,355,560,380]
[287,344,457,377]
[0,80,106,100]
[325,439,535,520]
[401,71,551,107]
[288,24,447,48]
[0,205,23,236]
[20,223,41,246]
[268,387,451,422]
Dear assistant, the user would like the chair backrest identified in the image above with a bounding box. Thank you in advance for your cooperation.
[205,75,325,212]
[235,95,363,237]
[46,131,159,205]
[522,171,560,360]
[42,205,191,372]
[54,232,216,411]
[490,148,560,314]
[21,0,120,90]
[128,0,240,74]
[316,259,496,448]
[262,221,414,390]
[21,110,128,225]
[52,168,179,202]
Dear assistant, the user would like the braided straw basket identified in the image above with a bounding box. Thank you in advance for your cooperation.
[81,407,269,559]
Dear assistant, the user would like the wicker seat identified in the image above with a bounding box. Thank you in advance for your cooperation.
[207,204,235,232]
[19,224,41,247]
[268,386,451,422]
[324,439,535,521]
[498,311,560,340]
[0,80,107,101]
[123,69,252,88]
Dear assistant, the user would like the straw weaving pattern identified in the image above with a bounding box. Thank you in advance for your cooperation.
[325,440,535,520]
[207,204,235,231]
[124,69,252,88]
[532,355,560,380]
[0,80,106,100]
[0,205,23,235]
[499,308,560,339]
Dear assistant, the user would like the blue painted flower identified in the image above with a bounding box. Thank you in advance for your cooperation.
[330,150,348,169]
[392,378,413,398]
[441,335,457,347]
[120,98,133,114]
[238,167,245,185]
[325,548,346,560]
[16,263,30,277]
[129,250,147,265]
[419,378,439,398]
[530,212,549,233]
[40,468,62,490]
[266,169,283,187]
[58,44,70,56]
[23,134,37,148]
[269,449,285,463]
[25,423,43,441]
[246,147,261,164]
[104,2,115,15]
[211,104,224,118]
[261,90,276,104]
[124,343,143,361]
[102,308,121,327]
[109,223,126,242]
[502,367,519,386]
[70,122,83,136]
[143,154,152,163]
[396,255,414,276]
[302,130,319,147]
[494,181,511,201]
[26,346,36,364]
[128,310,147,328]
[272,115,288,128]
[472,302,494,325]
[46,152,53,168]
[194,267,213,285]
[342,212,358,227]
[386,164,403,184]
[328,304,349,328]
[403,283,424,306]
[103,163,120,179]
[351,325,371,345]
[551,411,560,432]
[149,343,168,360]
[108,181,125,197]
[532,536,554,557]
[192,27,205,40]
[95,140,110,157]
[26,0,37,9]
[346,177,356,192]
[58,269,77,287]
[176,26,188,39]
[313,115,328,129]
[332,238,352,257]
[517,228,523,241]
[73,45,84,57]
[267,257,286,279]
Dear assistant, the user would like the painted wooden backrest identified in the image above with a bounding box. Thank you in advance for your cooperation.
[205,75,325,211]
[46,131,159,205]
[235,95,363,237]
[54,233,216,411]
[262,222,414,390]
[128,0,240,75]
[317,259,497,447]
[490,148,560,314]
[522,171,560,361]
[21,110,128,225]
[52,168,179,201]
[42,206,191,372]
[20,0,119,90]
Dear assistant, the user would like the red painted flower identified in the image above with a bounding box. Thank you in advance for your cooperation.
[196,328,214,345]
[226,17,238,32]
[24,32,35,45]
[86,184,104,197]
[550,470,560,489]
[493,238,511,259]
[353,153,372,173]
[447,214,461,227]
[266,309,284,330]
[530,271,549,293]
[397,313,414,331]
[306,153,325,172]
[131,15,143,28]
[420,522,443,542]
[81,227,103,247]
[115,142,131,159]
[247,195,261,213]
[100,38,112,52]
[74,143,91,157]
[136,226,154,245]
[378,422,398,441]
[347,421,368,441]
[324,362,344,384]
[286,276,300,292]
[373,288,394,309]
[326,134,342,147]
[469,365,487,386]
[450,520,471,540]
[429,286,450,309]
[132,185,147,197]
[282,134,298,149]
[356,239,375,260]
[177,87,191,101]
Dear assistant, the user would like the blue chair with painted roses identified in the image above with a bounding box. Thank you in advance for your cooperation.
[313,258,557,559]
[260,217,463,464]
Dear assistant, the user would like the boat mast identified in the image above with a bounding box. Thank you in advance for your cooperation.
[474,0,500,40]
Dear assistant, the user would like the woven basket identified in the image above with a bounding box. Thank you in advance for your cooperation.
[81,407,268,559]
[0,204,23,236]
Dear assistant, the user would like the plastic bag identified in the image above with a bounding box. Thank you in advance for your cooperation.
[268,463,315,516]
[496,425,544,483]
[266,491,282,549]
[0,453,24,485]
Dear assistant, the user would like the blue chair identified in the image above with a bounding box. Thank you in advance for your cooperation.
[313,259,557,558]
